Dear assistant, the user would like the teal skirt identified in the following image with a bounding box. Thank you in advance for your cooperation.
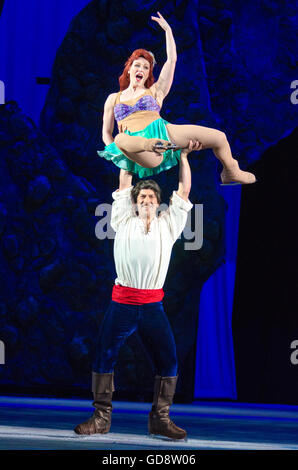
[97,117,181,179]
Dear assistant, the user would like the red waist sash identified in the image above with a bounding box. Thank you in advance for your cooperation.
[112,284,164,305]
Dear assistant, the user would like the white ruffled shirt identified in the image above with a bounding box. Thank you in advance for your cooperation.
[111,186,193,289]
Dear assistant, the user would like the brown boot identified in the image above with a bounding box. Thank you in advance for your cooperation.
[74,372,114,435]
[148,375,187,441]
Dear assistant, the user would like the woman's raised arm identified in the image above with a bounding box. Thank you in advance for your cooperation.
[151,12,177,98]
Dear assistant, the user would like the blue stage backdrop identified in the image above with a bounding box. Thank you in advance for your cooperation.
[0,0,296,400]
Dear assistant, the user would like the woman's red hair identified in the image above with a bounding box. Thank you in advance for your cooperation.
[118,49,155,91]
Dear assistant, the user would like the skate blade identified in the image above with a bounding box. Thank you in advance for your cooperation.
[73,431,90,438]
[72,429,110,437]
[165,144,181,151]
[220,178,258,186]
[148,432,188,442]
[154,143,181,152]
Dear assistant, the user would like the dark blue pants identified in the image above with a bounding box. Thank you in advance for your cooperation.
[93,300,178,377]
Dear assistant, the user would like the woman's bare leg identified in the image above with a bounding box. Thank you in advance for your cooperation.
[165,123,256,184]
[114,133,173,168]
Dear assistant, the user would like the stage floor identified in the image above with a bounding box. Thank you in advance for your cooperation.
[1,396,298,450]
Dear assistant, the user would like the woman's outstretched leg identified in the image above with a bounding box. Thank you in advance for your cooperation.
[165,123,256,184]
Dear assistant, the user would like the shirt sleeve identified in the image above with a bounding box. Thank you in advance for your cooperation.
[162,191,193,242]
[110,186,134,232]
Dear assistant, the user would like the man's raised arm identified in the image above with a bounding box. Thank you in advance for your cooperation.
[111,170,134,232]
[176,140,202,201]
[119,169,133,191]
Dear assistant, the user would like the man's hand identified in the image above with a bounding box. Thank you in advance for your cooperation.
[181,140,203,157]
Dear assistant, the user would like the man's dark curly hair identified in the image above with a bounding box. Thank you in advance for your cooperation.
[131,180,162,205]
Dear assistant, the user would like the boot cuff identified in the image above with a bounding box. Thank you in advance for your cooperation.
[92,372,115,394]
[159,376,178,396]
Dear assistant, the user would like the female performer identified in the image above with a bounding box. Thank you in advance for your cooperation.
[97,12,256,185]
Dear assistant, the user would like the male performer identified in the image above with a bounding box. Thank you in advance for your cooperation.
[74,139,202,440]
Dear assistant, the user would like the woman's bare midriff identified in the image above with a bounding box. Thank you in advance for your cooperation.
[117,111,162,133]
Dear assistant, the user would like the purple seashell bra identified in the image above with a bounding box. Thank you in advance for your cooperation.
[114,95,161,122]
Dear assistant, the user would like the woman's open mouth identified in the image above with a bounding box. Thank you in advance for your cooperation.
[136,73,143,82]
